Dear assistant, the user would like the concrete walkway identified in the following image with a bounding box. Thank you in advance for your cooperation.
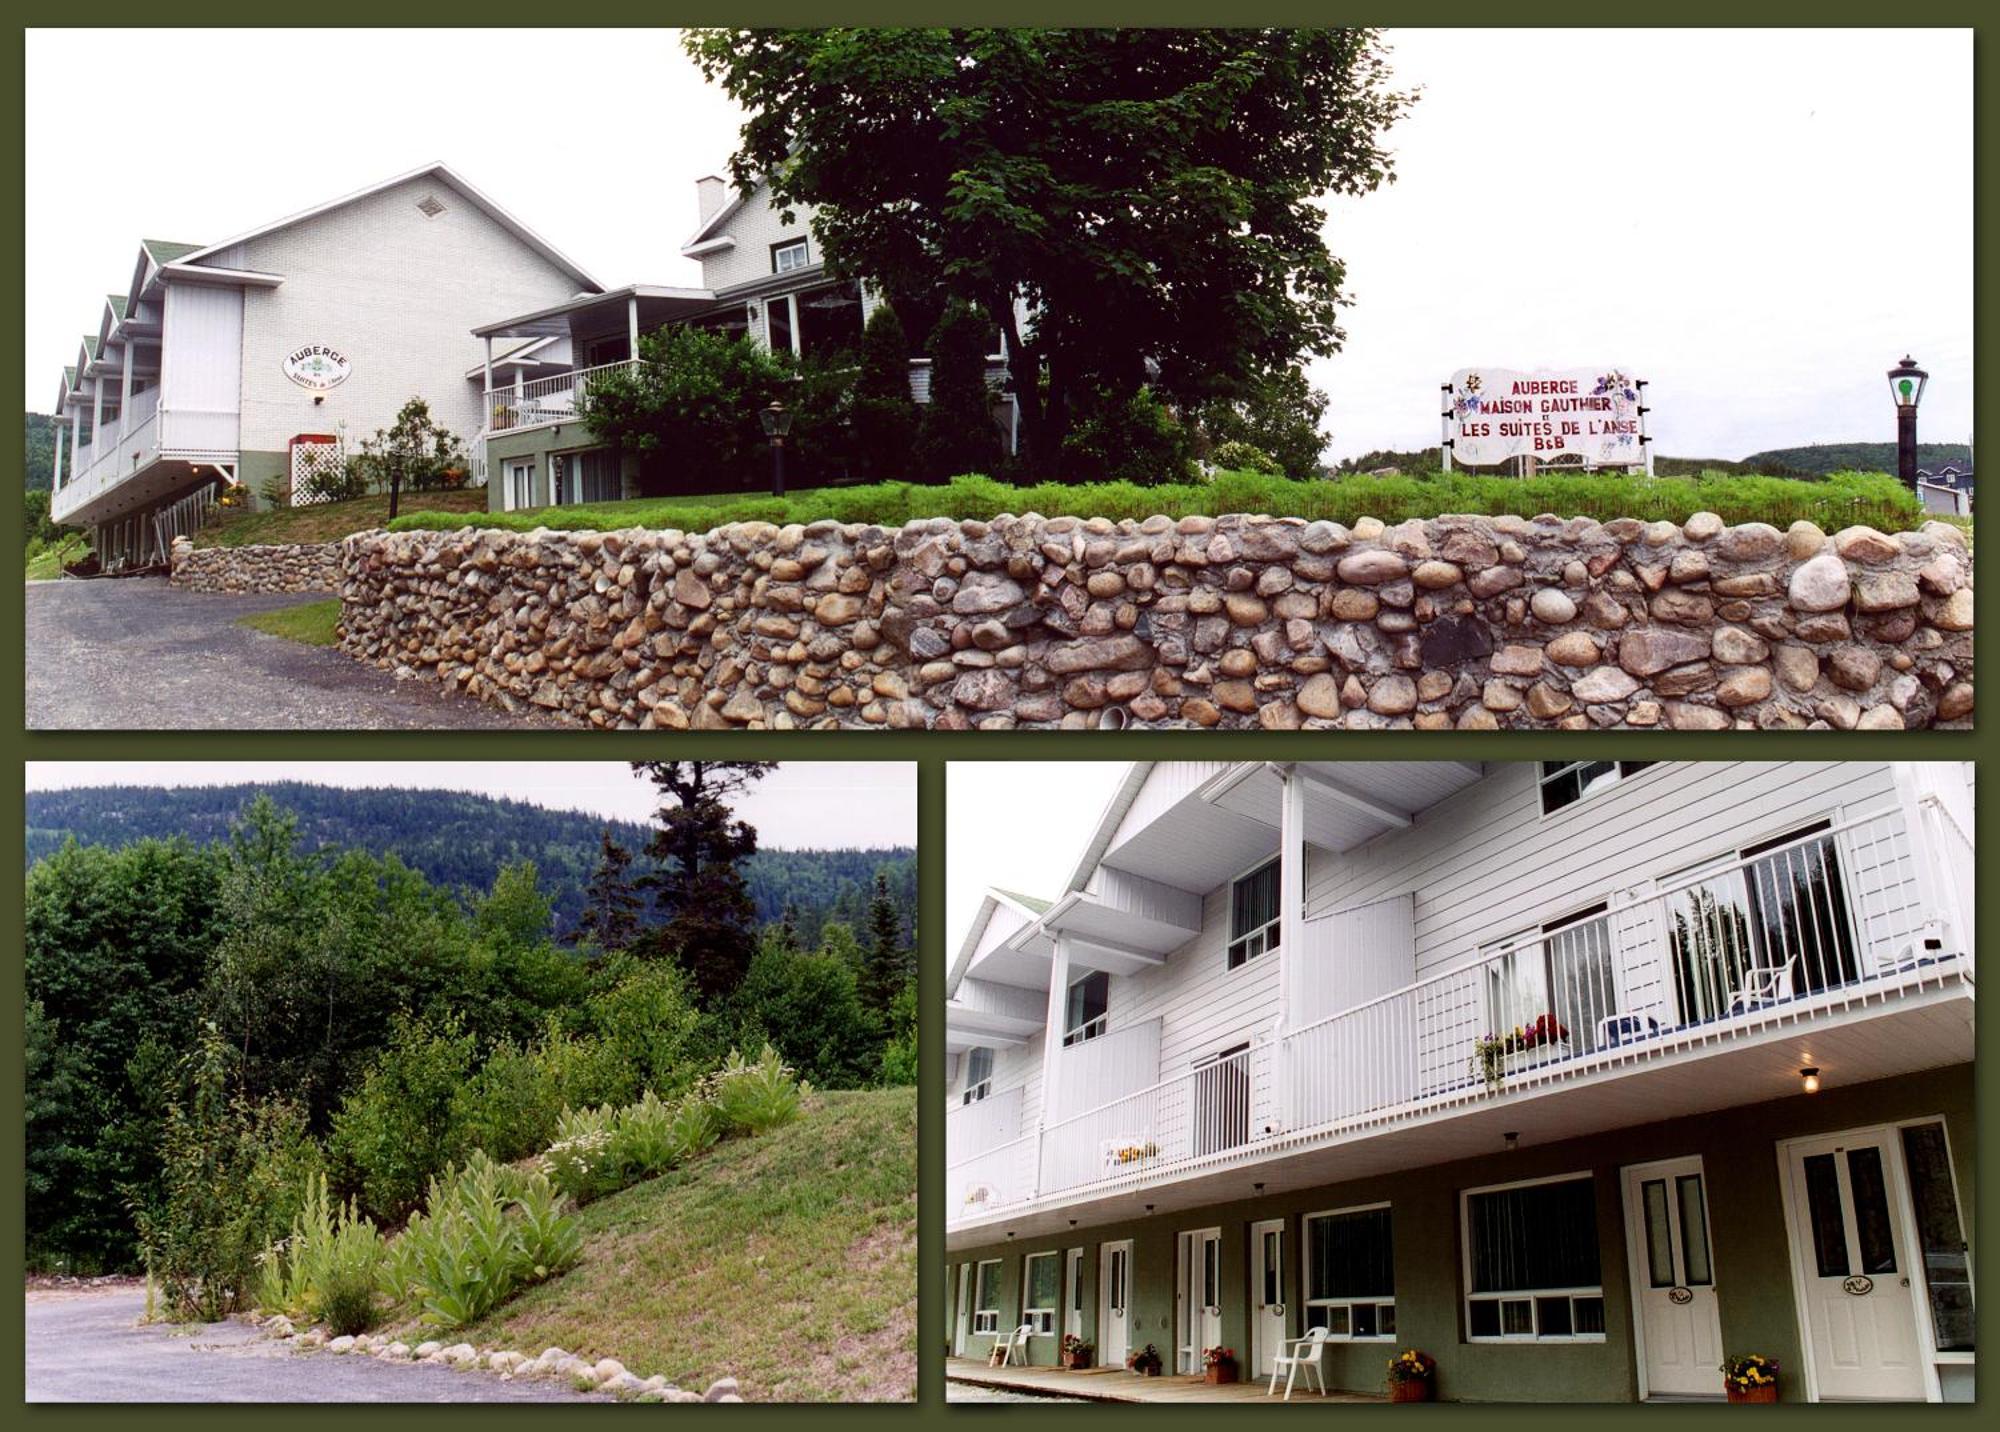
[26,1286,594,1402]
[946,1357,1384,1404]
[25,577,547,730]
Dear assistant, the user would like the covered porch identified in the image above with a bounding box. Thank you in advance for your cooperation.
[945,1357,1383,1404]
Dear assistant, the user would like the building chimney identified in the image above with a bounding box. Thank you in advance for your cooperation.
[696,175,728,223]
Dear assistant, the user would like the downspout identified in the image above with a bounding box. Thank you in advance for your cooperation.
[481,335,494,499]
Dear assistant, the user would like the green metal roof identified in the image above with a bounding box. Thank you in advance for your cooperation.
[141,239,202,265]
[63,365,75,387]
[80,335,99,359]
[106,294,128,319]
[993,889,1053,915]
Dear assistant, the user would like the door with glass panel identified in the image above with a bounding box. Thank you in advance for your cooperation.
[1622,1157,1723,1398]
[1177,1228,1222,1374]
[1783,1130,1927,1399]
[1099,1240,1132,1369]
[1250,1219,1287,1377]
[953,1261,972,1355]
[1065,1247,1086,1342]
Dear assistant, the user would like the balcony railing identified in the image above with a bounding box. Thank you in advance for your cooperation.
[485,360,643,434]
[948,801,1968,1223]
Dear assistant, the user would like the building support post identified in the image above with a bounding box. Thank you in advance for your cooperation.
[51,422,64,491]
[1276,764,1305,1133]
[69,405,80,484]
[118,341,133,442]
[627,295,640,364]
[90,376,104,459]
[1035,934,1072,1200]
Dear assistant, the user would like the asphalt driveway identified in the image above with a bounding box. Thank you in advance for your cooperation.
[25,578,545,730]
[26,1287,592,1403]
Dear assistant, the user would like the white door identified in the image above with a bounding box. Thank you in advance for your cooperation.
[1099,1240,1132,1368]
[1178,1228,1223,1374]
[1250,1219,1288,1378]
[504,458,534,512]
[954,1261,972,1356]
[1623,1157,1724,1398]
[1065,1248,1086,1342]
[1784,1130,1928,1400]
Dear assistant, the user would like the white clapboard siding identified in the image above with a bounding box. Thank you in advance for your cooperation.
[948,1084,1024,1155]
[1109,882,1281,1082]
[1058,1018,1161,1111]
[160,281,243,453]
[1294,893,1415,1028]
[1095,867,1203,930]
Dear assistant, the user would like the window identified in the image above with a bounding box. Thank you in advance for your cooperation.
[772,237,810,273]
[1062,971,1108,1046]
[765,294,796,355]
[1228,859,1280,969]
[1900,1121,1973,1353]
[1070,1250,1087,1323]
[1463,1175,1605,1341]
[972,1260,1001,1335]
[962,1047,993,1105]
[1482,904,1616,1060]
[1023,1252,1060,1335]
[570,449,620,505]
[1304,1205,1395,1339]
[1538,761,1657,816]
[504,459,535,512]
[796,282,865,359]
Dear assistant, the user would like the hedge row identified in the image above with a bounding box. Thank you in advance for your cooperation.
[386,468,1926,538]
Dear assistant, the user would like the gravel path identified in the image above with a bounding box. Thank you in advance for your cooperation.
[25,578,546,731]
[25,1287,595,1403]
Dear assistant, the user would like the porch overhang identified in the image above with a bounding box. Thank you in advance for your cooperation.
[55,455,231,530]
[945,973,1973,1250]
[945,1000,1043,1054]
[472,284,717,341]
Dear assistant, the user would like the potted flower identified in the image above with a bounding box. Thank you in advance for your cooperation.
[1060,1334,1094,1370]
[1470,1012,1569,1088]
[1386,1348,1437,1402]
[1721,1354,1780,1403]
[1127,1344,1163,1377]
[1202,1345,1239,1385]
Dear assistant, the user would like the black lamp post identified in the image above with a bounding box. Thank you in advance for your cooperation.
[759,399,793,498]
[1887,355,1928,491]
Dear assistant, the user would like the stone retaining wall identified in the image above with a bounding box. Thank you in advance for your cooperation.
[170,538,343,594]
[337,513,1973,730]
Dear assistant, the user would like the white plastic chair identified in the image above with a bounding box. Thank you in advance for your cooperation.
[1729,956,1797,1013]
[997,1324,1035,1367]
[1268,1327,1331,1399]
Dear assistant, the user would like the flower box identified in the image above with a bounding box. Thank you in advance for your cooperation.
[1725,1383,1778,1404]
[1390,1379,1434,1402]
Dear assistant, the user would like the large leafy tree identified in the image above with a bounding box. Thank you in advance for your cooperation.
[630,761,775,1005]
[685,27,1411,471]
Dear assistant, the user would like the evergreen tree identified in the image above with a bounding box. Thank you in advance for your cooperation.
[850,300,919,478]
[859,870,911,1016]
[573,828,644,953]
[916,300,1001,480]
[631,762,775,1006]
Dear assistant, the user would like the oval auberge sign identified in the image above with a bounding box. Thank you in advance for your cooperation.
[283,344,352,391]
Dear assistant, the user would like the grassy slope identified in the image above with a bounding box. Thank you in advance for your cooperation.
[26,534,85,581]
[461,1088,915,1402]
[236,600,341,646]
[195,490,489,548]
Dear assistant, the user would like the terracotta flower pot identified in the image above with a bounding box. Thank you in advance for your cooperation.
[1205,1361,1238,1385]
[1390,1379,1434,1402]
[1726,1382,1778,1404]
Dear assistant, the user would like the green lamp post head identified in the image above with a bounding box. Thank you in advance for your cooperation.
[1887,355,1928,411]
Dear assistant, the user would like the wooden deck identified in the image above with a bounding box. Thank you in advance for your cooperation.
[946,1358,1385,1404]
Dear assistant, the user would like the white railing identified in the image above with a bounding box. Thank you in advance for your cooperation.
[953,802,1970,1224]
[485,360,644,434]
[948,1133,1038,1217]
[53,406,162,523]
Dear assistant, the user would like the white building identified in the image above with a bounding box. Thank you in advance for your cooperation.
[945,761,1975,1403]
[47,163,599,568]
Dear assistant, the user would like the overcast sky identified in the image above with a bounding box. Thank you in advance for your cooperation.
[26,28,1971,461]
[25,761,917,850]
[947,762,1128,953]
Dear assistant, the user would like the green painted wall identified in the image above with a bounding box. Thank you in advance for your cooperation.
[236,449,287,511]
[482,427,635,512]
[947,1066,1972,1402]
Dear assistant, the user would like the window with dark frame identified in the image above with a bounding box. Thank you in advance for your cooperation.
[962,1047,993,1105]
[1463,1175,1605,1341]
[1062,970,1108,1046]
[1023,1251,1060,1335]
[772,237,810,273]
[1228,859,1281,969]
[1538,761,1658,816]
[1305,1205,1396,1339]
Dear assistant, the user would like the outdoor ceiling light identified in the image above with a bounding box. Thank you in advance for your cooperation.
[1503,1130,1520,1151]
[1887,356,1928,411]
[1800,1066,1822,1094]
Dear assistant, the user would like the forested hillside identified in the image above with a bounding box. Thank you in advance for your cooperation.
[24,411,61,492]
[1742,442,1967,476]
[25,783,913,946]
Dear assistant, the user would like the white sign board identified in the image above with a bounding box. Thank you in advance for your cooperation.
[283,344,352,391]
[1448,367,1642,467]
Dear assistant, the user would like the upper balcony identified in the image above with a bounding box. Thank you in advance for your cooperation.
[51,389,240,527]
[946,795,1975,1241]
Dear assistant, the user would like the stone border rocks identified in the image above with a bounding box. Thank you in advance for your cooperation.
[170,537,343,594]
[253,1314,742,1402]
[336,512,1972,730]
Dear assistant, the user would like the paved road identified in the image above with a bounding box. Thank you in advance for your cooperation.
[25,578,545,731]
[26,1287,594,1403]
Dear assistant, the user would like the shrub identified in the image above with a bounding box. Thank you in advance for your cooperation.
[539,1105,622,1205]
[1208,440,1280,476]
[582,325,791,487]
[1060,386,1195,486]
[709,1045,807,1135]
[610,1089,685,1180]
[916,300,1002,481]
[584,963,707,1108]
[851,302,919,479]
[390,1152,580,1328]
[328,1015,479,1222]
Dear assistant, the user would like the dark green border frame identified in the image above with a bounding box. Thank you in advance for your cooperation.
[7,11,1994,1425]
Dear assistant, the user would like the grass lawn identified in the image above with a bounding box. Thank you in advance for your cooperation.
[25,534,86,581]
[196,490,489,548]
[235,599,341,647]
[461,1087,915,1402]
